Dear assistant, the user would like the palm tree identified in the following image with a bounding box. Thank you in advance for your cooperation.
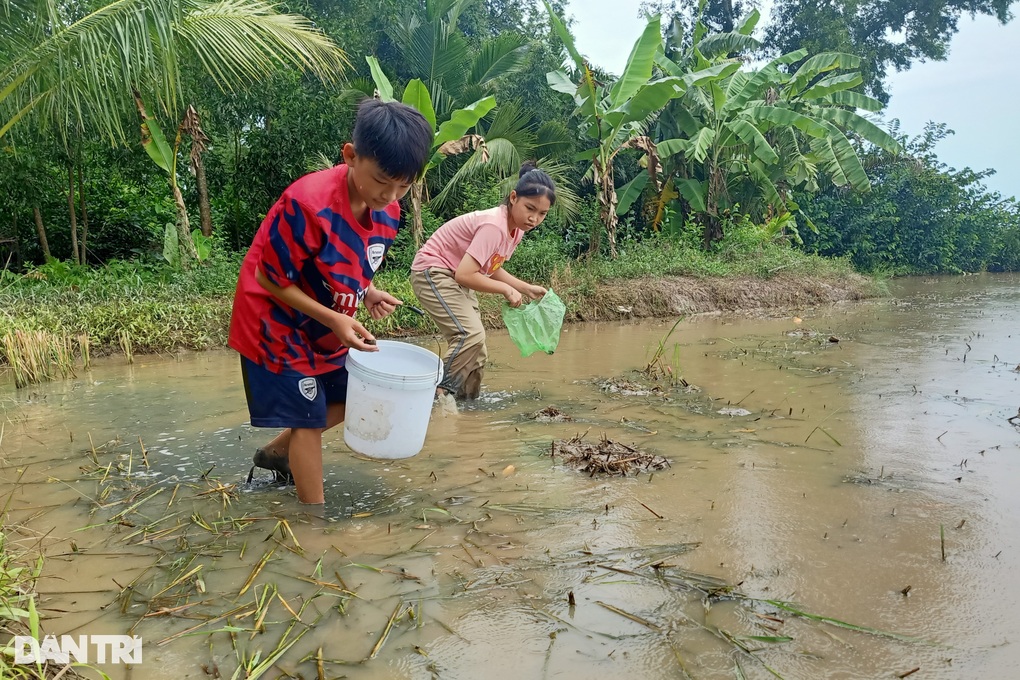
[380,0,583,243]
[0,0,348,142]
[0,0,349,262]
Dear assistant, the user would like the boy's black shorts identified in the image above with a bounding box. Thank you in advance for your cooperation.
[240,356,348,429]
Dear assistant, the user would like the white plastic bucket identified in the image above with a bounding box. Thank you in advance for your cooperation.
[343,340,443,459]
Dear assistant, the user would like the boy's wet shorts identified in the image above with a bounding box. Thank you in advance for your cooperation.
[240,356,348,429]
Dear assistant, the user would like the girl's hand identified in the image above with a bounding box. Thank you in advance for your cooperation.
[504,285,523,308]
[364,287,402,320]
[331,313,378,351]
[524,284,547,301]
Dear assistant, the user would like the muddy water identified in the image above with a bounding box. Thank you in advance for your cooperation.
[2,274,1019,679]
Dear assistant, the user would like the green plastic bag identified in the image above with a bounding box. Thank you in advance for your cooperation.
[502,289,567,357]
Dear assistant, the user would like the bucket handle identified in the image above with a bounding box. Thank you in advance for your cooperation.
[404,303,443,387]
[431,336,443,386]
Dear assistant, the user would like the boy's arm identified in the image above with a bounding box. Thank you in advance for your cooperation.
[491,268,546,301]
[255,268,378,351]
[454,254,523,307]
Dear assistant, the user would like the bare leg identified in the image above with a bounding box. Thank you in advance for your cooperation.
[260,404,347,458]
[289,427,325,504]
[259,404,346,504]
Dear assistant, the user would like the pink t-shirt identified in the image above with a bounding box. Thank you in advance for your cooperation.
[412,205,523,276]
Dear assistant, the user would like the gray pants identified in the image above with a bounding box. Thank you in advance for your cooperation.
[410,268,487,400]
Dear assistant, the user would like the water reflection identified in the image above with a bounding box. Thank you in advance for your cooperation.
[1,273,1018,679]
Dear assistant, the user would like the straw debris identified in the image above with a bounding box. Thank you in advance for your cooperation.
[529,406,573,422]
[550,435,670,476]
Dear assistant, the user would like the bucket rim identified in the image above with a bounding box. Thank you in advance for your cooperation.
[346,340,443,387]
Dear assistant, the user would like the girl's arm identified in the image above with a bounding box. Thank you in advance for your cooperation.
[454,254,523,307]
[491,268,546,301]
[255,268,378,351]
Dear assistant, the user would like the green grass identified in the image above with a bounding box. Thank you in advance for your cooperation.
[0,228,876,380]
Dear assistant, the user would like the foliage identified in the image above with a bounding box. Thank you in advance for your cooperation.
[0,524,96,679]
[764,0,1015,103]
[0,255,241,357]
[544,6,698,257]
[366,54,496,246]
[650,5,901,247]
[0,0,350,143]
[0,0,1015,282]
[797,122,1019,274]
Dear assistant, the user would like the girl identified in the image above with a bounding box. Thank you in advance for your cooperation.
[411,162,556,400]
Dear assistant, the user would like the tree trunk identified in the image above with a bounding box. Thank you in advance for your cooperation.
[66,163,80,264]
[11,214,23,269]
[702,166,727,248]
[172,182,198,263]
[77,163,89,264]
[33,205,52,261]
[195,154,213,237]
[410,181,424,249]
[593,157,619,259]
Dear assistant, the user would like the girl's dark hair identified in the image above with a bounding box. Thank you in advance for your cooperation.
[507,161,556,206]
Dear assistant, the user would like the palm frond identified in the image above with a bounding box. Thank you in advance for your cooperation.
[391,9,469,93]
[180,0,349,90]
[469,33,530,86]
[305,150,335,172]
[534,120,574,159]
[430,136,521,211]
[340,77,374,108]
[534,157,581,221]
[0,0,348,142]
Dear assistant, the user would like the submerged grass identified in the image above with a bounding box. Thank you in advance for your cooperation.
[0,518,93,679]
[2,425,927,680]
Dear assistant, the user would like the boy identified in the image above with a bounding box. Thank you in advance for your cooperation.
[229,99,433,504]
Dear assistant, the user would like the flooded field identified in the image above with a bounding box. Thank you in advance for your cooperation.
[2,273,1019,679]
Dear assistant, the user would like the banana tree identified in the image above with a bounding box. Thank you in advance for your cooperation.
[134,95,203,264]
[652,9,902,246]
[543,3,736,257]
[367,56,495,247]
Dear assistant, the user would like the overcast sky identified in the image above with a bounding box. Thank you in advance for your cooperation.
[561,1,1019,200]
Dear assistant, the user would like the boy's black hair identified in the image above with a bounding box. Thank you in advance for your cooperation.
[352,99,433,182]
[508,160,557,206]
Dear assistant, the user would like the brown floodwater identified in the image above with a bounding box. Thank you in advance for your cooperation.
[2,273,1019,679]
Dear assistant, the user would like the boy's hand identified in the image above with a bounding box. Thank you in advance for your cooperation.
[364,287,402,320]
[523,284,547,301]
[332,313,378,351]
[503,285,523,308]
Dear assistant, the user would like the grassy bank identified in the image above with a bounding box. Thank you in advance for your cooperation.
[1,230,881,385]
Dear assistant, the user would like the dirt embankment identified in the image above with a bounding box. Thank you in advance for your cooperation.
[479,272,883,328]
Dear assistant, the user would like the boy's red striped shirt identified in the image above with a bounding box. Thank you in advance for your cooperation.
[229,164,399,376]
